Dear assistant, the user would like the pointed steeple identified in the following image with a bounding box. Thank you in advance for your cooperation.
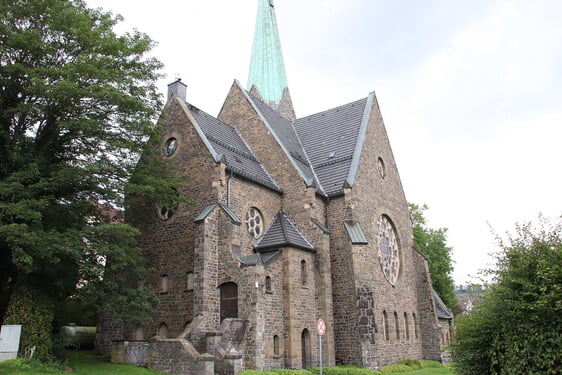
[247,0,295,119]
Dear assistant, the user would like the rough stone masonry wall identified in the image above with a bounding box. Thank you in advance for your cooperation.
[216,175,282,370]
[128,97,223,341]
[412,250,442,362]
[327,195,362,366]
[348,94,428,366]
[95,311,124,355]
[282,248,318,369]
[147,338,214,375]
[219,82,336,366]
[262,255,286,370]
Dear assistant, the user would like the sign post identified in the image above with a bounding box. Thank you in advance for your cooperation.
[316,319,326,375]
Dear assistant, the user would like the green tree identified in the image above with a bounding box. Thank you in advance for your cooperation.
[409,203,456,309]
[0,0,175,360]
[451,216,562,375]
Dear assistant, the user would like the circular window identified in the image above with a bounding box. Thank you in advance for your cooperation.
[164,137,178,157]
[246,207,263,239]
[156,203,174,220]
[377,215,400,285]
[377,157,386,179]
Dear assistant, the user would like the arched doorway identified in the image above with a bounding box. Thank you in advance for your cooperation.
[301,329,311,369]
[219,282,238,322]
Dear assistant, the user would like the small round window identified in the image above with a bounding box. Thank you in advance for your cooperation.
[156,203,174,220]
[246,207,263,239]
[164,137,178,157]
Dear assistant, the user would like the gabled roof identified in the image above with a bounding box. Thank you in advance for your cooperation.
[194,203,242,225]
[433,289,453,320]
[184,101,282,193]
[254,211,314,252]
[343,220,369,244]
[246,91,319,188]
[294,95,373,197]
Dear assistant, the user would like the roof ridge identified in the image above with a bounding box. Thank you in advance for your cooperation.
[205,133,259,162]
[295,97,369,121]
[281,211,315,249]
[345,92,375,187]
[238,83,314,187]
[289,120,326,196]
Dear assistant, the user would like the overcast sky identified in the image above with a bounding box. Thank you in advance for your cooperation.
[86,0,562,285]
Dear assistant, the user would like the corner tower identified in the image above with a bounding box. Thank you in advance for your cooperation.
[247,0,296,120]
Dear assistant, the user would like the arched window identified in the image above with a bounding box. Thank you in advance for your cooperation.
[160,274,169,293]
[219,282,238,322]
[394,311,400,340]
[265,276,272,292]
[301,260,307,287]
[383,311,389,341]
[404,312,410,340]
[301,329,311,369]
[158,323,168,338]
[273,335,280,356]
[246,207,264,238]
[186,271,194,291]
[413,313,419,340]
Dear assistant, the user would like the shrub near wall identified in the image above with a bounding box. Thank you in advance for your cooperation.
[3,286,55,361]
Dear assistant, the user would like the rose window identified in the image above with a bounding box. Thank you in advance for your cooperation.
[246,207,263,239]
[377,215,400,285]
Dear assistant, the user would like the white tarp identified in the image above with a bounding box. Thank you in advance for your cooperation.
[0,325,22,362]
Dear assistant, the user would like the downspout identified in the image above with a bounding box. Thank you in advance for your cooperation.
[226,170,234,207]
[324,195,330,229]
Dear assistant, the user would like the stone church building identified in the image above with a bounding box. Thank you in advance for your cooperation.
[97,0,451,373]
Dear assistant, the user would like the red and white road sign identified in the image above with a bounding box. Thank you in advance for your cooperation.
[317,319,326,336]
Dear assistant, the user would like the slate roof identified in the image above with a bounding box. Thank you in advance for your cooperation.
[254,211,315,252]
[433,289,453,320]
[194,203,242,225]
[343,220,369,244]
[246,91,319,189]
[242,86,371,197]
[186,102,282,193]
[294,98,369,197]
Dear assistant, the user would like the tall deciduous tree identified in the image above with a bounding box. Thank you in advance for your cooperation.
[451,216,562,375]
[0,0,174,360]
[409,203,456,309]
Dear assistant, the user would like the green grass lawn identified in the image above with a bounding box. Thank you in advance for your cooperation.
[0,351,455,375]
[0,350,163,375]
[385,368,453,375]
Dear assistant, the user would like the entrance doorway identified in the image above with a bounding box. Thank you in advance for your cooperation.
[219,282,238,322]
[301,329,311,369]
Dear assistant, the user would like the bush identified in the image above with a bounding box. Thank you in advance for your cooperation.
[0,357,64,373]
[419,360,442,368]
[239,370,312,375]
[451,218,562,374]
[3,285,55,361]
[379,364,411,372]
[312,365,381,375]
[399,358,421,369]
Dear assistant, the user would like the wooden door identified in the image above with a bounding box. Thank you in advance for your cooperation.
[220,282,238,322]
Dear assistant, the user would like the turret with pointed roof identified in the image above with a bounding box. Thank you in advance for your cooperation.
[247,0,296,120]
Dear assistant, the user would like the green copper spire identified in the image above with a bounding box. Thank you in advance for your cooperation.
[247,0,295,118]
